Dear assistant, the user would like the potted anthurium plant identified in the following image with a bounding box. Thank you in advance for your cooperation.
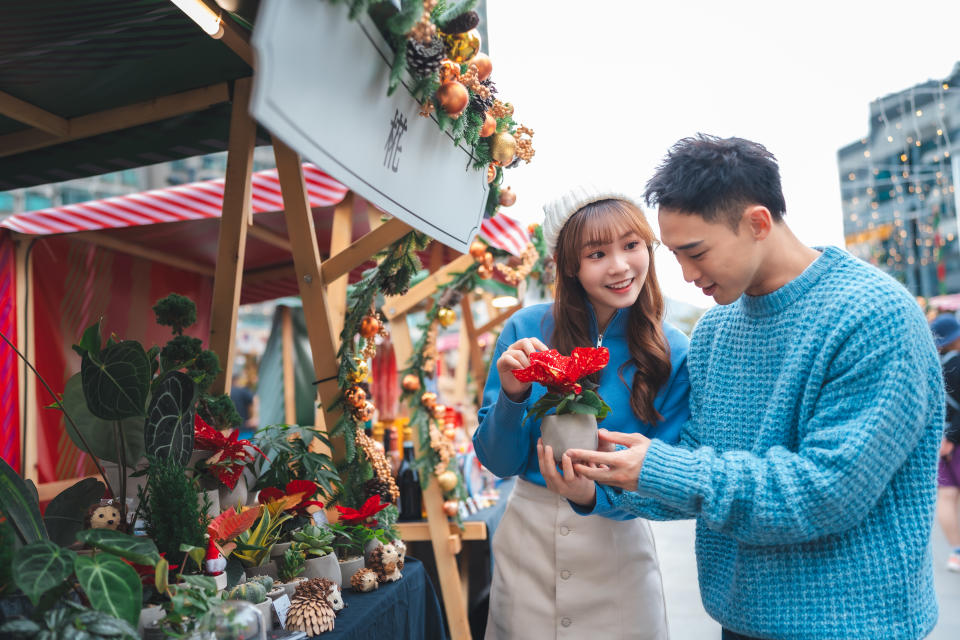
[513,347,612,462]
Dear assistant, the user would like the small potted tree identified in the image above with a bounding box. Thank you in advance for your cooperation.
[513,347,612,461]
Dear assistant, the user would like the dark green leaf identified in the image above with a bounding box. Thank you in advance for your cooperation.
[60,374,145,465]
[0,455,47,545]
[12,541,76,605]
[144,371,197,466]
[567,401,600,416]
[74,553,142,628]
[44,478,106,547]
[72,322,102,362]
[73,608,138,637]
[75,529,161,567]
[80,341,151,420]
[0,619,41,633]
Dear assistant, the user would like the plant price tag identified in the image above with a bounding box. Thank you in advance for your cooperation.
[274,594,292,629]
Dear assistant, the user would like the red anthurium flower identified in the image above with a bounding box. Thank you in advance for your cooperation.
[511,347,609,394]
[335,495,390,526]
[194,414,265,489]
[258,480,325,515]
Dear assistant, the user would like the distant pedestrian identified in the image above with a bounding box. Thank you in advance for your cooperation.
[930,313,960,572]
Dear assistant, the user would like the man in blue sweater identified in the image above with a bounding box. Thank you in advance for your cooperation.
[541,135,944,639]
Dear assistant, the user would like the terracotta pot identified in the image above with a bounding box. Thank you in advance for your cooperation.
[304,552,341,584]
[282,577,308,599]
[540,413,598,463]
[338,556,365,587]
[244,561,278,581]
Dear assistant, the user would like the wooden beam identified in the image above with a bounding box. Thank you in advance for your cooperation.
[281,306,296,425]
[0,83,231,159]
[247,223,292,251]
[198,0,255,66]
[71,232,215,276]
[0,91,68,136]
[381,253,474,320]
[474,303,522,336]
[327,194,354,346]
[321,217,413,283]
[395,520,487,542]
[272,137,339,449]
[460,295,489,408]
[208,77,256,395]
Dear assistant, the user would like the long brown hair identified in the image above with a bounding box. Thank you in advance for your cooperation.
[551,199,671,424]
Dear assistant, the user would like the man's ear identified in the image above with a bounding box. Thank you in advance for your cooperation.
[743,205,773,240]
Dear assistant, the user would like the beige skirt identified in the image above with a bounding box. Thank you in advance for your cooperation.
[485,479,669,640]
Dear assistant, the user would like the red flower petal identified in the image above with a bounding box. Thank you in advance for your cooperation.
[285,480,319,499]
[257,487,284,504]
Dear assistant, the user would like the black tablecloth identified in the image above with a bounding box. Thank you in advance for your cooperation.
[317,556,446,640]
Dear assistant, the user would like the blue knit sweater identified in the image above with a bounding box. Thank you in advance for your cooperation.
[587,246,943,639]
[473,302,690,519]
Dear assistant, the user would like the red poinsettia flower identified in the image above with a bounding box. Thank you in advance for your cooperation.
[335,495,390,526]
[511,347,609,395]
[258,479,325,515]
[193,414,265,489]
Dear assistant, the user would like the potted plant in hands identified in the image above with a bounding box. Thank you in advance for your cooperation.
[291,524,339,584]
[513,347,612,462]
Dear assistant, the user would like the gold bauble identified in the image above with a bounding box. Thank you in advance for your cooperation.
[433,404,446,420]
[442,500,459,517]
[437,307,457,328]
[483,251,494,268]
[359,315,380,339]
[421,391,438,409]
[480,112,497,138]
[436,81,469,116]
[436,470,459,492]
[498,186,516,207]
[441,29,481,63]
[349,359,369,383]
[486,164,497,184]
[355,401,376,422]
[489,132,517,165]
[345,386,366,408]
[469,241,487,261]
[477,265,492,280]
[467,53,493,81]
[401,374,421,393]
[438,59,461,84]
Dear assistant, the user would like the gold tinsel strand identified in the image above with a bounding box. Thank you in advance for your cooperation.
[490,100,513,119]
[513,125,535,163]
[493,242,539,285]
[356,430,400,502]
[461,64,490,101]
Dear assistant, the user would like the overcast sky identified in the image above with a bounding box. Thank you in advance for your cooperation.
[485,0,960,307]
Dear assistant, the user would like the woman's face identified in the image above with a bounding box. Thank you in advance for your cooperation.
[576,228,650,324]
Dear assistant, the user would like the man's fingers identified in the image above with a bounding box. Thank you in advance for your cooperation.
[566,447,617,467]
[561,453,576,479]
[573,462,611,483]
[597,428,645,447]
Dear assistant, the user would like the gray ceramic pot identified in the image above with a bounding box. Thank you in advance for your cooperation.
[338,556,365,587]
[269,541,292,559]
[540,413,598,463]
[304,552,341,584]
[244,561,278,581]
[282,577,308,599]
[254,598,274,632]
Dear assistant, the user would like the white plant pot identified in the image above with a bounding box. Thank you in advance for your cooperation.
[254,599,274,632]
[138,604,164,637]
[200,489,221,519]
[266,585,285,601]
[219,474,248,511]
[304,552,341,584]
[338,556,365,587]
[270,541,292,559]
[540,413,598,463]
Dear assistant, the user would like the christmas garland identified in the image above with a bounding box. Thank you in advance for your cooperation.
[330,0,535,215]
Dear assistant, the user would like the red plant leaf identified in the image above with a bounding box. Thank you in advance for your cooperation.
[208,506,260,543]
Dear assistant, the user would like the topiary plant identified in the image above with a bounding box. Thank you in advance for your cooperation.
[225,581,267,604]
[137,455,208,565]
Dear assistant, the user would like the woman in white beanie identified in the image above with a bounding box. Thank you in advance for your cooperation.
[473,186,691,639]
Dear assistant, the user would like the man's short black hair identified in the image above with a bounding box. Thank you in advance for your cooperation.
[644,134,786,229]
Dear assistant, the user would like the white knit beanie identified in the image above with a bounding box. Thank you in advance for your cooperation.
[541,184,645,255]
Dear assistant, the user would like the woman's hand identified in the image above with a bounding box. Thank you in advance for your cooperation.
[537,439,598,508]
[497,337,549,401]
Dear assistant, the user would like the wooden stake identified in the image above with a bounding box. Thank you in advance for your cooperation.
[208,77,256,395]
[15,238,37,483]
[281,306,296,425]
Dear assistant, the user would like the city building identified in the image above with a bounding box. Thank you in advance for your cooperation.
[838,62,960,297]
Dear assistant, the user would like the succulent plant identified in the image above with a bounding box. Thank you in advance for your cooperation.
[225,581,266,604]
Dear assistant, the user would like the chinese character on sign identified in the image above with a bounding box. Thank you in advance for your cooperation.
[384,109,407,173]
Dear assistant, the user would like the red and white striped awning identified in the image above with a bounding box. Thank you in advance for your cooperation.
[0,164,348,236]
[479,212,530,257]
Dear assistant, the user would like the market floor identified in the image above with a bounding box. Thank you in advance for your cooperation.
[650,519,960,639]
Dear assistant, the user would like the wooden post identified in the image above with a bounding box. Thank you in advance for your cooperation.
[15,238,37,483]
[208,77,255,395]
[459,295,488,408]
[391,313,472,640]
[281,306,296,425]
[327,195,354,348]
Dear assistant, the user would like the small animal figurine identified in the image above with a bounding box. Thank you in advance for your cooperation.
[393,539,407,571]
[84,502,121,530]
[368,542,402,583]
[287,578,337,635]
[350,567,380,593]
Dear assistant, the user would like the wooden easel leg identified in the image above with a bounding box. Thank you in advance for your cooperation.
[15,238,37,482]
[281,305,296,425]
[392,312,472,640]
[327,196,353,349]
[459,295,488,408]
[208,77,256,396]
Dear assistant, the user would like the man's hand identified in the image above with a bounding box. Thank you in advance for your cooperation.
[497,337,550,401]
[566,429,652,492]
[537,439,597,508]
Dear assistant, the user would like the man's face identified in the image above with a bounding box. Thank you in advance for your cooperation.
[658,207,762,305]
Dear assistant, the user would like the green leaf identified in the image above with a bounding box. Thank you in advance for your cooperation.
[0,456,47,545]
[81,341,151,420]
[180,574,217,592]
[72,321,102,362]
[566,401,599,416]
[12,541,76,605]
[75,529,161,566]
[60,374,145,465]
[74,553,142,628]
[44,478,106,547]
[387,42,408,96]
[72,607,138,638]
[144,371,197,466]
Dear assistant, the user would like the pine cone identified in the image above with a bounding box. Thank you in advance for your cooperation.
[287,596,336,635]
[364,478,395,503]
[470,78,497,113]
[406,36,444,78]
[442,10,479,34]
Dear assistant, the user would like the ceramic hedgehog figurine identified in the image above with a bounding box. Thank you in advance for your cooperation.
[393,539,407,571]
[287,577,338,635]
[350,567,379,592]
[84,502,121,531]
[368,542,402,583]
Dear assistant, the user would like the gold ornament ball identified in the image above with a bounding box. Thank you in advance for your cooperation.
[436,470,459,492]
[442,29,481,63]
[443,500,459,517]
[433,404,447,420]
[359,315,381,339]
[402,374,421,393]
[477,265,492,280]
[436,81,469,116]
[486,163,497,184]
[483,252,494,268]
[345,386,367,408]
[438,59,461,84]
[480,112,497,138]
[356,401,376,422]
[489,132,517,165]
[469,241,487,261]
[421,391,438,409]
[498,186,516,207]
[443,427,457,441]
[468,53,493,81]
[437,307,457,328]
